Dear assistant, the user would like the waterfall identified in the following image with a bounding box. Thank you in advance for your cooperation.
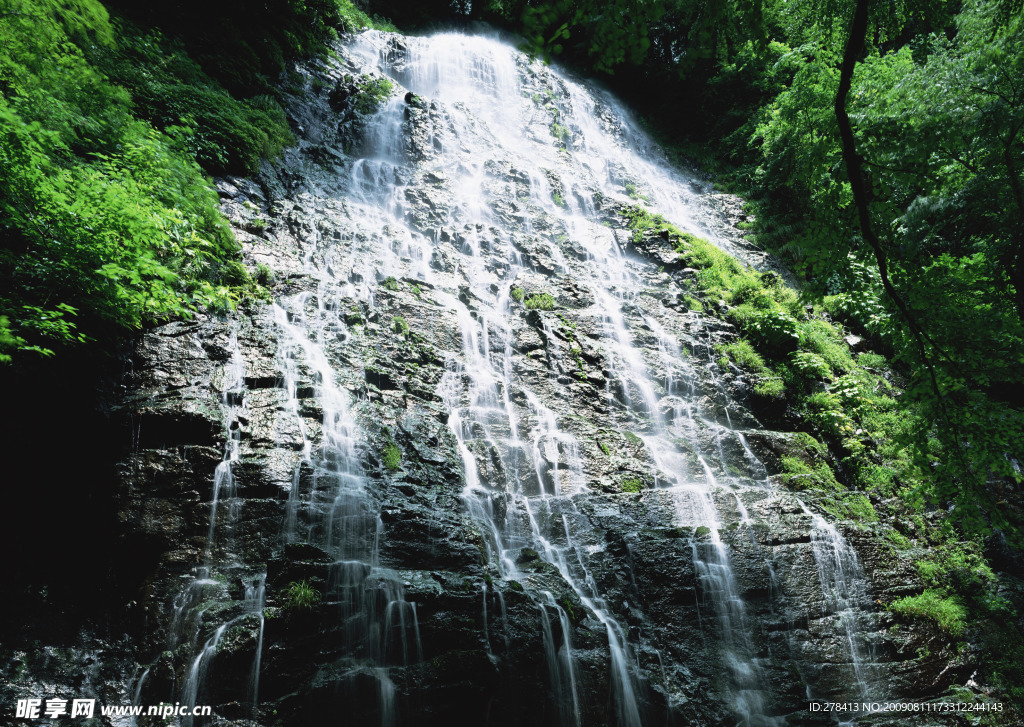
[145,26,880,726]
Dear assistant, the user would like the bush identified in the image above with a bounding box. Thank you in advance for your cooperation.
[744,309,800,354]
[93,22,294,176]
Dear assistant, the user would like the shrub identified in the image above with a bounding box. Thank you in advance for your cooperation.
[392,316,409,336]
[744,309,800,354]
[255,263,274,285]
[510,286,525,303]
[381,276,400,291]
[791,351,832,381]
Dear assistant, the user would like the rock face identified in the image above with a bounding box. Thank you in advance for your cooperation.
[0,30,992,727]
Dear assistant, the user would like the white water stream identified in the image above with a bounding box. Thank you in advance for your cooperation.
[153,28,877,727]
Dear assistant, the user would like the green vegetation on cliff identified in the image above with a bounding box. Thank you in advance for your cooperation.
[0,0,393,364]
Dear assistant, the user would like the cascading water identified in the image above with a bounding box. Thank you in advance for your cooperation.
[341,29,878,724]
[144,26,882,727]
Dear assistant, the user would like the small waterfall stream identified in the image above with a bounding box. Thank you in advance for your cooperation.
[150,27,881,726]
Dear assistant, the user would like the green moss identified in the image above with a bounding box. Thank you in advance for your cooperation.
[754,376,786,399]
[716,339,767,372]
[694,526,712,537]
[382,442,402,471]
[682,295,704,311]
[890,589,967,635]
[354,75,394,114]
[620,477,642,492]
[833,494,878,522]
[597,440,611,456]
[524,293,556,310]
[800,319,855,374]
[624,431,643,447]
[886,529,912,549]
[779,455,841,492]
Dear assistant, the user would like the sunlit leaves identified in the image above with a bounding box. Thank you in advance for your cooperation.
[0,0,243,361]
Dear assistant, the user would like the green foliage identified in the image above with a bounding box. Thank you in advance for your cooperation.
[754,376,785,399]
[354,76,394,114]
[738,0,1024,533]
[620,477,642,492]
[382,441,402,471]
[779,455,841,493]
[744,309,800,354]
[281,580,321,610]
[105,0,394,96]
[790,351,832,382]
[0,0,301,363]
[682,295,704,311]
[255,264,274,286]
[510,286,525,303]
[92,23,294,176]
[392,316,409,336]
[551,122,570,144]
[524,293,557,310]
[915,544,999,610]
[0,20,235,357]
[889,589,968,636]
[381,276,400,291]
[715,339,766,372]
